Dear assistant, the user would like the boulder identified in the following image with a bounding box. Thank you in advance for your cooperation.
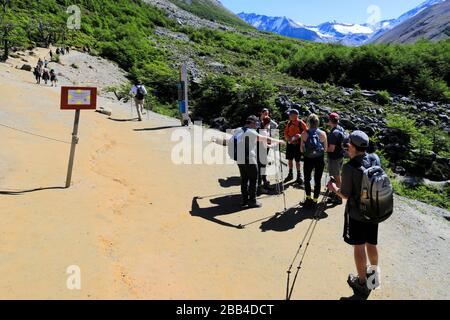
[20,64,32,72]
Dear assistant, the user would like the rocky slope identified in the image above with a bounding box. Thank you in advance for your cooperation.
[373,0,450,44]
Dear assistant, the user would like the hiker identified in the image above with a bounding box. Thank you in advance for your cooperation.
[230,115,285,208]
[37,58,43,68]
[44,58,49,68]
[49,50,53,60]
[327,112,346,205]
[60,47,65,55]
[42,67,50,85]
[66,46,70,54]
[33,65,42,84]
[50,69,58,87]
[284,109,308,185]
[56,48,60,55]
[327,131,384,297]
[129,81,148,121]
[300,114,328,207]
[256,109,279,194]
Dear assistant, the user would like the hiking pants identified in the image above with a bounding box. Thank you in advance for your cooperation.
[303,156,325,199]
[134,98,145,120]
[238,164,258,203]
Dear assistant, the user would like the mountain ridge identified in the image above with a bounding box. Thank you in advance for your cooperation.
[237,0,446,45]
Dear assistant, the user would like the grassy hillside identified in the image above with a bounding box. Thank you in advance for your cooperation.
[1,0,449,208]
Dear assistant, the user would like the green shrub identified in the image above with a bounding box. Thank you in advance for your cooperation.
[376,90,391,105]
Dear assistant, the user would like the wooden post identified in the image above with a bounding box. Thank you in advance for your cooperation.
[65,109,81,188]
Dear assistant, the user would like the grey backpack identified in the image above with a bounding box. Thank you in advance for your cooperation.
[358,166,394,223]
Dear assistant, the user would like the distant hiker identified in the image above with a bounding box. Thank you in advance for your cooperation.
[50,69,58,87]
[49,50,53,60]
[61,47,65,55]
[33,65,42,84]
[42,67,50,85]
[284,109,307,185]
[44,59,49,68]
[66,46,70,54]
[327,130,393,297]
[129,81,148,121]
[327,112,346,205]
[300,114,328,207]
[56,48,60,55]
[229,115,285,208]
[37,58,43,68]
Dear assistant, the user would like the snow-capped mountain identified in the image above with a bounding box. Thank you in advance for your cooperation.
[237,0,446,45]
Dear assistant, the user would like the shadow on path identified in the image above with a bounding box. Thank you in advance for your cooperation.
[108,117,139,122]
[134,125,180,132]
[260,205,329,232]
[0,186,66,195]
[190,195,249,229]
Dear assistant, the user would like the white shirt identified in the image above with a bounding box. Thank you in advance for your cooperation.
[129,85,148,96]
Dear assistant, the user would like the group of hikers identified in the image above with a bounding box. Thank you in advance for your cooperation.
[229,108,393,297]
[33,56,57,87]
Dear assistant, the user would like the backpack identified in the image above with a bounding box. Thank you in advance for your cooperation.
[304,129,325,158]
[332,126,346,157]
[136,86,146,100]
[357,159,394,224]
[228,127,248,162]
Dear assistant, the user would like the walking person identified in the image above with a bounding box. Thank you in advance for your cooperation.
[42,67,50,85]
[37,58,43,68]
[49,50,53,60]
[284,109,307,185]
[300,114,327,207]
[327,112,346,205]
[229,115,285,208]
[50,69,58,87]
[34,65,42,84]
[327,131,385,297]
[129,81,148,121]
[44,58,49,68]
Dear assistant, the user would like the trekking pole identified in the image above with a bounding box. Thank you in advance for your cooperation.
[274,148,281,196]
[278,146,287,212]
[285,179,335,300]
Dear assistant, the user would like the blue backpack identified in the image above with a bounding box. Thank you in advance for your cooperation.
[304,129,325,158]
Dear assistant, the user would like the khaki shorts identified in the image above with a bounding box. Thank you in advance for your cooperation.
[328,157,343,177]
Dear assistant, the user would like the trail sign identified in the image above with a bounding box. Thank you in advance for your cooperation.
[61,86,97,110]
[61,86,97,188]
[178,65,191,126]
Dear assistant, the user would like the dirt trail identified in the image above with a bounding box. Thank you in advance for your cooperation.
[0,49,448,300]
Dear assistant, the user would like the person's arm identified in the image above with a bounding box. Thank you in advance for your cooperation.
[129,86,135,96]
[142,86,148,95]
[321,131,328,153]
[257,132,285,145]
[301,120,308,132]
[300,131,307,153]
[327,165,351,200]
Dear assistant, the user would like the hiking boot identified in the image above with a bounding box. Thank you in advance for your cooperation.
[257,186,269,196]
[284,171,294,183]
[301,197,314,208]
[295,175,304,186]
[347,274,371,297]
[264,181,275,191]
[248,201,262,208]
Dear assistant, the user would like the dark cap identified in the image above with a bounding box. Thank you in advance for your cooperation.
[289,109,299,116]
[261,108,269,113]
[246,115,258,124]
[349,130,370,148]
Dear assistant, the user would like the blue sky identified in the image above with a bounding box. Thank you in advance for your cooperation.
[221,0,426,25]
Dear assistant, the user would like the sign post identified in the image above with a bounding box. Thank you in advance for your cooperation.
[178,64,191,126]
[60,86,97,188]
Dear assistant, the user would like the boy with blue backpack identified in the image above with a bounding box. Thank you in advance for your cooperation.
[300,114,328,207]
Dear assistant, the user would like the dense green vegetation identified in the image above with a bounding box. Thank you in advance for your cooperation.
[283,40,450,102]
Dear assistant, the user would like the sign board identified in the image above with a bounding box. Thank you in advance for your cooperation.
[60,86,97,110]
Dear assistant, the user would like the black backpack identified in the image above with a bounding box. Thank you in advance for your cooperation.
[136,86,146,100]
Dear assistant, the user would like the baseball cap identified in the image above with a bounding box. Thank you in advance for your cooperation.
[246,115,258,124]
[289,109,299,116]
[328,112,340,122]
[261,108,269,113]
[349,130,370,148]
